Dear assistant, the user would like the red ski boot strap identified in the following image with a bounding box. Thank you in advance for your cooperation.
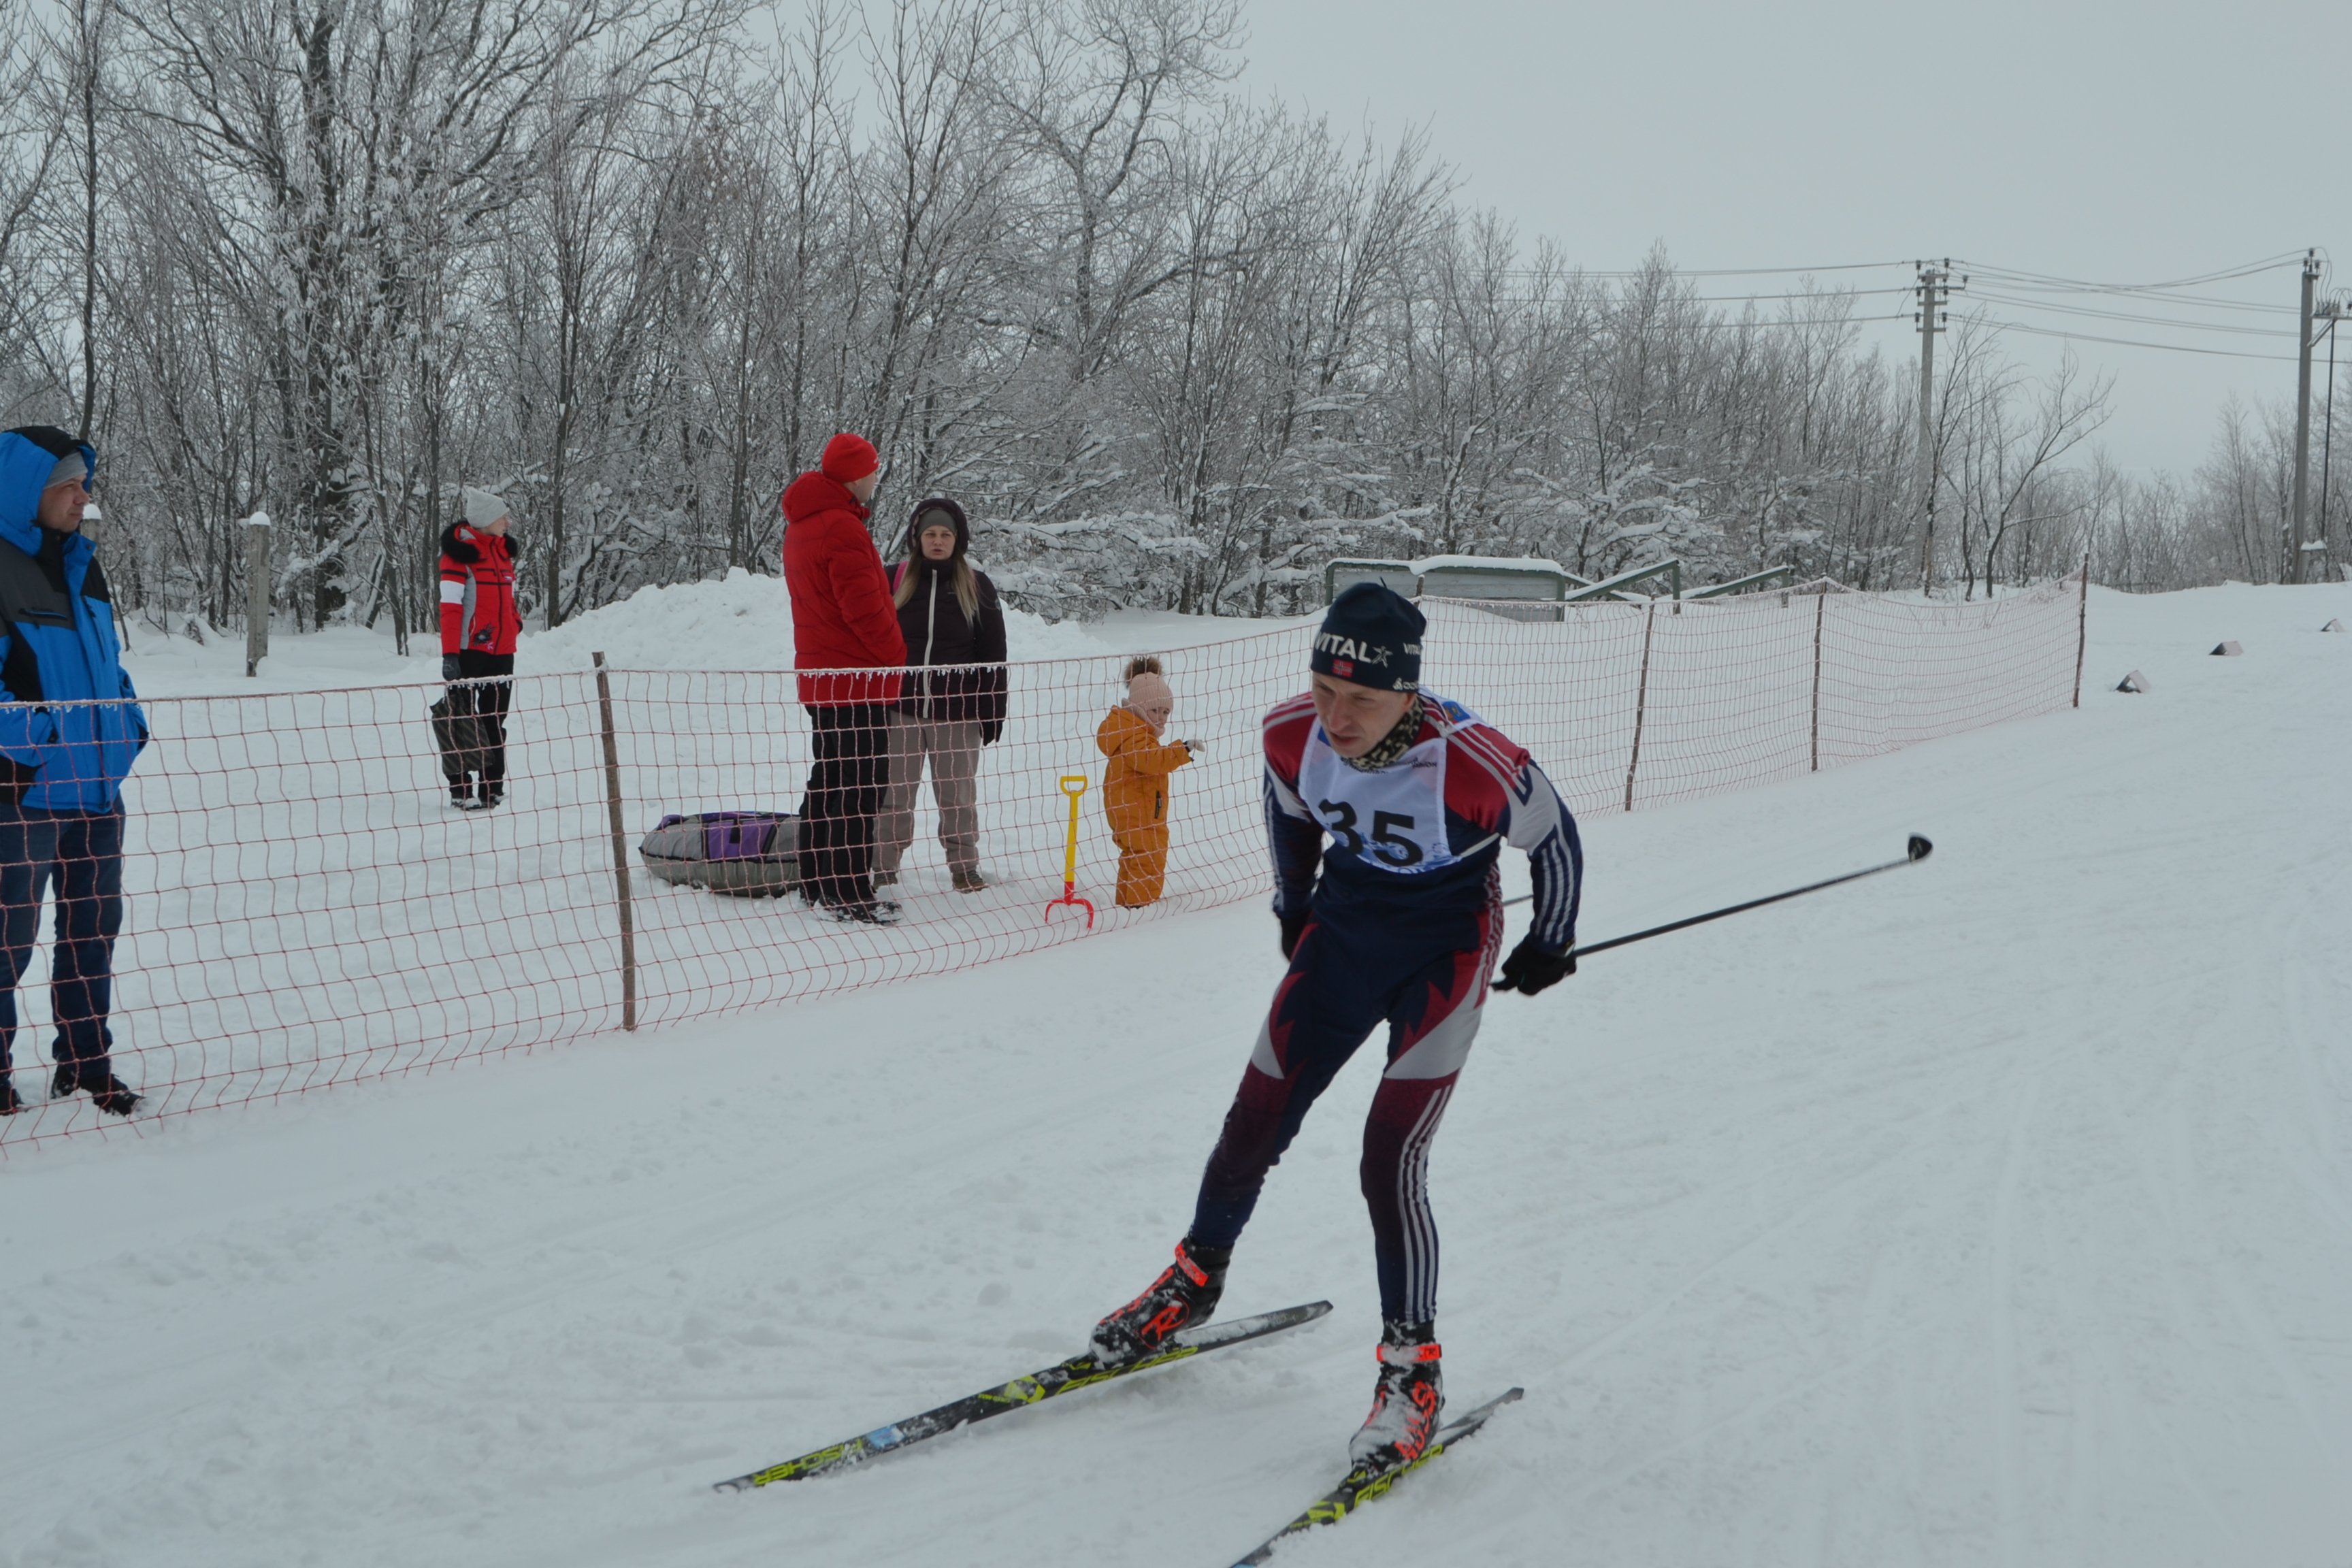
[1172,1243,1209,1287]
[1377,1340,1443,1367]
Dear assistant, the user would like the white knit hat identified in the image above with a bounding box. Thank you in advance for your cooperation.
[461,487,510,529]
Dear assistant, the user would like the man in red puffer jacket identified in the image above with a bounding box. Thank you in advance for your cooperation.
[781,433,906,922]
[439,487,521,810]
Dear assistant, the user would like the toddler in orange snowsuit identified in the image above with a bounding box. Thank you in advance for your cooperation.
[1096,657,1194,907]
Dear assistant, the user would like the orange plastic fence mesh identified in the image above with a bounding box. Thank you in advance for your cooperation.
[0,583,2078,1149]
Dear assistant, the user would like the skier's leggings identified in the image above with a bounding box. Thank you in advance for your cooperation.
[1189,870,1503,1325]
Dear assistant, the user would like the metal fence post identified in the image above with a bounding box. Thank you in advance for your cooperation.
[593,652,638,1031]
[1810,591,1826,772]
[244,512,271,677]
[1623,601,1656,811]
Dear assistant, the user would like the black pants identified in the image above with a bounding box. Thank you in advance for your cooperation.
[0,800,125,1077]
[451,651,514,789]
[799,703,890,905]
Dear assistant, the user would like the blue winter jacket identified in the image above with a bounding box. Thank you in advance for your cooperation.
[0,430,146,811]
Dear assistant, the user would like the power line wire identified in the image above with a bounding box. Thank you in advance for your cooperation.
[1494,260,1912,279]
[1671,287,1914,304]
[1974,316,2301,363]
[1484,304,1907,327]
[1967,290,2296,338]
[1957,252,2313,294]
[1966,280,2297,314]
[1478,287,1910,306]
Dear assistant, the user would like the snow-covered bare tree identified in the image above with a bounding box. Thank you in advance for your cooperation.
[0,0,2302,638]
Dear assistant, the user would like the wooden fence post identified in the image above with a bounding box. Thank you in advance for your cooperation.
[2072,553,2090,708]
[593,652,638,1031]
[244,512,271,677]
[1623,601,1656,811]
[1810,590,1826,772]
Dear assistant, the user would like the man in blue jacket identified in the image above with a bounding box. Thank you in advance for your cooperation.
[0,426,147,1117]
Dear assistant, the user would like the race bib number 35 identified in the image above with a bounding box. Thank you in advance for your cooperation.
[1296,731,1456,875]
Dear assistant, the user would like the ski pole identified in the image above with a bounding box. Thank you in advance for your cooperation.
[1496,834,1931,981]
[1043,774,1096,928]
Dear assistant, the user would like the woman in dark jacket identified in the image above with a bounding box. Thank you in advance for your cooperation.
[874,497,1007,893]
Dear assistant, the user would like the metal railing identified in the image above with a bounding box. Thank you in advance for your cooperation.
[1688,566,1796,600]
[1565,559,1682,603]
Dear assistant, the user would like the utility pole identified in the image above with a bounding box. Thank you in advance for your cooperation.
[1914,260,1963,595]
[2289,250,2320,583]
[2319,296,2344,581]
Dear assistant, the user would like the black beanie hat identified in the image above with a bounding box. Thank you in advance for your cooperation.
[1312,582,1424,691]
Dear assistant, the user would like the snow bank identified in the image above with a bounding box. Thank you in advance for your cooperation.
[524,568,1095,670]
[521,569,1306,672]
[121,570,1309,697]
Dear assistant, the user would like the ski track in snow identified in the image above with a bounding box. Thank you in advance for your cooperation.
[6,582,2352,1567]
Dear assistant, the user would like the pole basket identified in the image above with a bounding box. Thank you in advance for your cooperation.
[1044,774,1096,929]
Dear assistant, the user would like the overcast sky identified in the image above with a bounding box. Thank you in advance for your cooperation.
[1233,0,2343,475]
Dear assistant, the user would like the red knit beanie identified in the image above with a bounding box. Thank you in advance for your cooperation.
[821,432,879,484]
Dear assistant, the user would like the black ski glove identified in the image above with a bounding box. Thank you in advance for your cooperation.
[440,655,463,682]
[1492,936,1575,995]
[979,719,1003,746]
[1279,911,1309,961]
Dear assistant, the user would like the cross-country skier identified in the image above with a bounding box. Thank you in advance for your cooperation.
[1087,582,1582,1473]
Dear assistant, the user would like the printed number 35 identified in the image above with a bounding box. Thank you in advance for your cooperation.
[1316,800,1423,866]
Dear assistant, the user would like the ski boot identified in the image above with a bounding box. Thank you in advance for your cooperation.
[1348,1321,1443,1472]
[1087,1239,1230,1365]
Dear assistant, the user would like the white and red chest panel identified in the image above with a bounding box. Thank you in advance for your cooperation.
[1295,721,1460,876]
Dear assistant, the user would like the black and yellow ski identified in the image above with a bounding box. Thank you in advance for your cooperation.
[1228,1386,1524,1566]
[712,1301,1332,1491]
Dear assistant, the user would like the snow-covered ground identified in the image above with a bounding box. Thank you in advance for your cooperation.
[7,582,2349,1567]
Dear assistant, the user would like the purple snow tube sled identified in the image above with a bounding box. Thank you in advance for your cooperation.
[638,811,800,897]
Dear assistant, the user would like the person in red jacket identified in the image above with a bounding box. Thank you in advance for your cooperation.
[781,434,906,922]
[438,487,521,810]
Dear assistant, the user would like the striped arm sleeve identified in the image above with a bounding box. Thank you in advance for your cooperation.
[1503,758,1582,953]
[1262,763,1322,919]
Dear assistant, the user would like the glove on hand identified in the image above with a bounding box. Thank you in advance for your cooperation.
[1279,912,1309,961]
[979,719,1003,746]
[1180,739,1202,757]
[440,655,463,683]
[1493,936,1575,995]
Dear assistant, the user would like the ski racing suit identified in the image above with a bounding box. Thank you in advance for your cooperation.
[1188,690,1582,1324]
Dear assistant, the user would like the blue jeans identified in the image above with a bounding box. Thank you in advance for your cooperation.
[0,798,125,1075]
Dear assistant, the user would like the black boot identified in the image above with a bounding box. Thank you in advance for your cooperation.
[1,1073,22,1115]
[819,898,900,926]
[1088,1239,1231,1365]
[52,1062,144,1117]
[1348,1320,1443,1471]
